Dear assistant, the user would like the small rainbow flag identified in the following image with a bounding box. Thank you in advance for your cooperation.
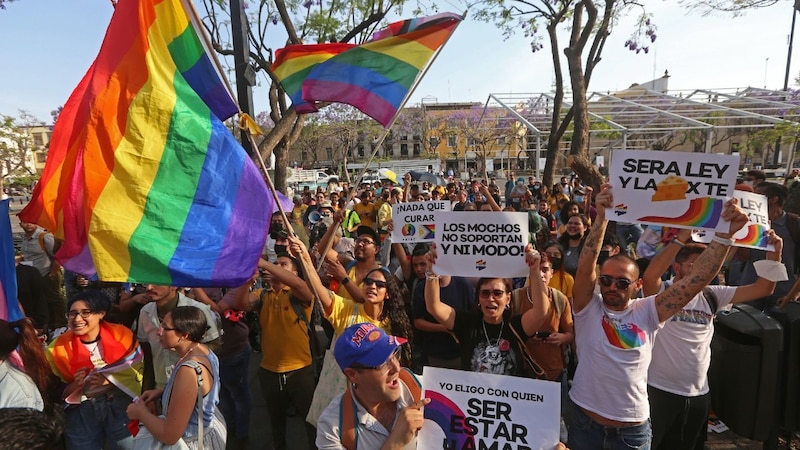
[301,13,462,127]
[20,0,287,287]
[271,43,356,113]
[1,200,24,322]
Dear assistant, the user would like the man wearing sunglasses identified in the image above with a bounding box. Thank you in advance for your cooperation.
[641,228,783,449]
[316,323,428,449]
[567,185,749,450]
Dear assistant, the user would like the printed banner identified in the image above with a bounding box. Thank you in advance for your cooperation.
[609,150,738,232]
[392,200,451,243]
[692,191,773,251]
[420,367,561,450]
[433,212,528,278]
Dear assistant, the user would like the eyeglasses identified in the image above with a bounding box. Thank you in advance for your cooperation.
[66,309,95,320]
[598,275,633,290]
[352,348,401,374]
[159,324,180,332]
[363,277,387,289]
[355,238,376,246]
[478,289,508,299]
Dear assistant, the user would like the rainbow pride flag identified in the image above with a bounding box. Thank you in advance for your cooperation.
[0,200,24,322]
[272,43,356,114]
[20,0,285,287]
[301,13,462,127]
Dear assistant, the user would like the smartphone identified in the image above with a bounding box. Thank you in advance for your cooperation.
[534,331,551,340]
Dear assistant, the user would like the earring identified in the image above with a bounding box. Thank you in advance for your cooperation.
[352,382,357,390]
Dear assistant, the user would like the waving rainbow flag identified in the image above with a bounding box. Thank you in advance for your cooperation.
[1,200,24,322]
[20,0,284,287]
[272,43,356,113]
[301,13,462,127]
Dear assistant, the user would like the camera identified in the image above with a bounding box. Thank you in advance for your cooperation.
[534,331,551,340]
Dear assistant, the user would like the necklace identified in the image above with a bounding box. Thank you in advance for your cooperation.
[178,343,199,363]
[84,341,100,358]
[482,319,504,345]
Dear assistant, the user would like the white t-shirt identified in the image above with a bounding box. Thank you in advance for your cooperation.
[570,293,659,422]
[648,283,735,396]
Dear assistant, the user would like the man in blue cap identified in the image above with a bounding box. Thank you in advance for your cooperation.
[316,323,428,449]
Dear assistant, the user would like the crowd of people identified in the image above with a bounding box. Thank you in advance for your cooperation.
[2,167,797,449]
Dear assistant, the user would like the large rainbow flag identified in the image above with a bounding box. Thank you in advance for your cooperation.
[300,13,462,127]
[19,0,285,287]
[1,200,24,322]
[272,43,356,114]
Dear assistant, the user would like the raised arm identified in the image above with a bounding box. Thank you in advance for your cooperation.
[642,228,692,297]
[479,185,502,211]
[423,244,456,330]
[733,231,782,304]
[258,257,314,305]
[655,199,748,322]
[289,236,335,314]
[520,247,550,336]
[573,184,613,313]
[393,235,412,282]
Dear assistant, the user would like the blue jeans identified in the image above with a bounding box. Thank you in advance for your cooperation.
[218,344,253,439]
[568,402,652,450]
[64,391,134,450]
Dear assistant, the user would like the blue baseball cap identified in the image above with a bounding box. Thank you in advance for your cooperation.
[334,323,407,371]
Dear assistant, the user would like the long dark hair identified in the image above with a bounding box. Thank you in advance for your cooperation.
[557,213,590,249]
[368,268,414,365]
[0,318,51,401]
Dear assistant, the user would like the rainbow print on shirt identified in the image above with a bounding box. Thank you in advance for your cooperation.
[637,197,723,229]
[602,314,647,349]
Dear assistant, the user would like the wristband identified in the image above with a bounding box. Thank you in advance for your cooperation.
[671,237,685,247]
[711,234,735,246]
[754,260,789,282]
[425,271,439,281]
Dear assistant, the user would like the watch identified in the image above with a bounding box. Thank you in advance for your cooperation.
[341,276,351,285]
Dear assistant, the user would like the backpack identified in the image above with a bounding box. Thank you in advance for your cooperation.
[289,295,334,381]
[38,232,62,277]
[339,368,421,450]
[785,212,800,274]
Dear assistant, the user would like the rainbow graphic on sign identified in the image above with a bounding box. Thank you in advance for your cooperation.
[475,259,487,271]
[602,314,646,349]
[419,224,435,239]
[735,224,769,248]
[401,224,416,236]
[638,197,723,229]
[423,390,475,449]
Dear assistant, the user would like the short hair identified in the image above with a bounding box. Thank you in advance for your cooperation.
[675,243,706,263]
[275,252,301,276]
[0,408,64,450]
[601,254,640,279]
[68,289,112,315]
[757,181,788,205]
[170,306,209,343]
[411,243,430,257]
[602,232,621,250]
[747,170,767,182]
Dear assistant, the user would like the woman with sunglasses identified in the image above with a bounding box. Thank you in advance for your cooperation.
[47,290,143,449]
[424,244,549,376]
[290,236,414,426]
[127,306,226,449]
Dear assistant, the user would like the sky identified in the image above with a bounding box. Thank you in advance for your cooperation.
[0,0,798,123]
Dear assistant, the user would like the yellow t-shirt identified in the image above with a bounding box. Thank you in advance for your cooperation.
[549,270,574,299]
[353,202,376,230]
[327,293,390,337]
[256,286,314,373]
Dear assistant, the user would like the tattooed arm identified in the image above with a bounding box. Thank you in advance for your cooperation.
[573,184,613,313]
[654,198,747,322]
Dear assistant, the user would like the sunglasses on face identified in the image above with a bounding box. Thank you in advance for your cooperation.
[478,289,508,299]
[598,275,633,290]
[363,277,387,289]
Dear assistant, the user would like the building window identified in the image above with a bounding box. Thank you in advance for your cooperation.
[36,152,47,163]
[358,145,365,157]
[466,137,476,147]
[400,134,408,141]
[497,136,506,145]
[326,147,333,160]
[400,144,408,156]
[413,143,421,156]
[301,150,308,162]
[447,135,457,147]
[33,134,43,147]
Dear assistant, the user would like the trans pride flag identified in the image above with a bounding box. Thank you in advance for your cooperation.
[20,0,284,287]
[1,200,24,322]
[301,12,462,126]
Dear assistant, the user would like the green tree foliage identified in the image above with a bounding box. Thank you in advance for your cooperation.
[0,111,44,194]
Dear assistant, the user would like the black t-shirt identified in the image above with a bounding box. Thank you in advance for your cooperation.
[412,277,474,357]
[451,311,530,376]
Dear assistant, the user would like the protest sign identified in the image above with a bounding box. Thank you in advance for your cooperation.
[433,212,528,278]
[609,150,738,232]
[420,367,561,450]
[692,191,773,251]
[391,200,451,243]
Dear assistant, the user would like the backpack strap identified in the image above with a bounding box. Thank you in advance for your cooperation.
[702,287,718,315]
[551,288,567,318]
[339,367,421,450]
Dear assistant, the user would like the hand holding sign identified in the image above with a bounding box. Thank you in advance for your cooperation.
[766,230,783,261]
[719,198,748,238]
[388,398,431,448]
[595,184,613,220]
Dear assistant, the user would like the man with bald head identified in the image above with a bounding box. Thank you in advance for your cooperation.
[566,185,748,450]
